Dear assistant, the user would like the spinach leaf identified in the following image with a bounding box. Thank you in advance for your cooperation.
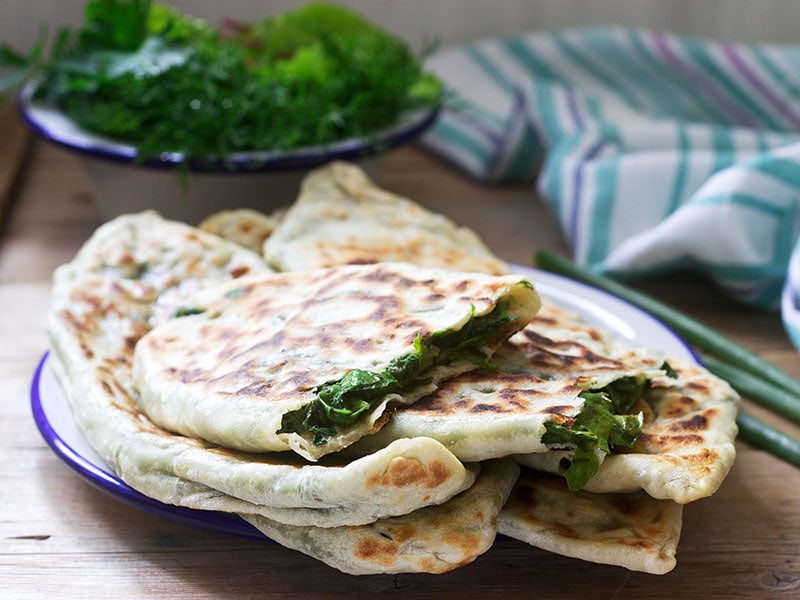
[661,360,679,379]
[278,302,514,446]
[542,376,647,491]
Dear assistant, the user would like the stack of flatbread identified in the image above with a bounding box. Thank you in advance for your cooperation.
[46,161,740,576]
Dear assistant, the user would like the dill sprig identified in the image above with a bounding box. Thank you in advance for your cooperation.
[3,1,442,168]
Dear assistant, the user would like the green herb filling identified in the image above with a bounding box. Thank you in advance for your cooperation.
[542,375,648,491]
[278,302,515,446]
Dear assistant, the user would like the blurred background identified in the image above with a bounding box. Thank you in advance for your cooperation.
[4,0,800,53]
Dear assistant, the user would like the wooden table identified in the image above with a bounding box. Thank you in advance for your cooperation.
[2,139,800,600]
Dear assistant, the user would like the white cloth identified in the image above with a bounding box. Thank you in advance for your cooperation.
[420,27,800,348]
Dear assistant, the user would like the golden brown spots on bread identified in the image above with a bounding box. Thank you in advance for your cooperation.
[168,366,206,385]
[403,369,583,418]
[417,558,439,573]
[670,433,704,444]
[443,530,483,558]
[80,343,95,360]
[540,404,576,416]
[112,379,128,398]
[123,335,139,352]
[513,327,633,371]
[361,265,420,288]
[367,457,453,490]
[549,521,580,539]
[622,538,658,550]
[469,403,503,413]
[660,395,699,419]
[680,448,719,469]
[531,314,558,327]
[686,380,711,393]
[349,338,374,353]
[58,311,97,359]
[229,265,251,278]
[353,536,398,566]
[382,522,417,544]
[345,257,379,265]
[636,431,703,447]
[669,411,712,432]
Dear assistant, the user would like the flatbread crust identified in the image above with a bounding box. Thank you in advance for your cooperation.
[263,161,510,275]
[518,356,740,503]
[342,300,666,462]
[133,262,541,460]
[242,459,520,575]
[46,212,479,524]
[497,469,683,575]
[198,208,285,252]
[503,301,740,503]
[344,299,739,503]
[42,168,743,576]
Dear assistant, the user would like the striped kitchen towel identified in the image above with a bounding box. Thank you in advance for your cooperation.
[420,26,800,350]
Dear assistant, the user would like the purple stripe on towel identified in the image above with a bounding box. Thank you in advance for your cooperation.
[570,138,608,247]
[564,87,585,129]
[650,31,760,127]
[721,43,800,130]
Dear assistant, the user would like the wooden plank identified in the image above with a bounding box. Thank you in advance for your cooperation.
[2,144,800,600]
[0,96,32,223]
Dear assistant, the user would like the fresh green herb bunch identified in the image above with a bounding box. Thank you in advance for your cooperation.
[3,1,442,167]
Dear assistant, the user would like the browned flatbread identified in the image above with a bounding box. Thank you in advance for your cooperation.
[46,212,483,526]
[497,468,683,574]
[198,208,285,252]
[341,300,666,462]
[133,261,540,460]
[518,355,740,503]
[344,299,740,503]
[45,163,742,577]
[262,161,511,275]
[242,459,520,575]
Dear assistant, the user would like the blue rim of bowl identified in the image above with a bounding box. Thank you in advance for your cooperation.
[30,352,268,541]
[18,81,440,173]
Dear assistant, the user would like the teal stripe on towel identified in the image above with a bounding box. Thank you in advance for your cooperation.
[500,36,559,81]
[576,29,691,117]
[551,31,643,110]
[465,44,516,93]
[667,127,691,211]
[430,118,496,170]
[748,156,800,188]
[682,41,781,128]
[627,29,723,121]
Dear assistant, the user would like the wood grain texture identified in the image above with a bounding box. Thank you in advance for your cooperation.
[2,141,799,600]
[0,98,31,224]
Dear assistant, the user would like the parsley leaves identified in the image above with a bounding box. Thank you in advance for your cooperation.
[4,1,442,167]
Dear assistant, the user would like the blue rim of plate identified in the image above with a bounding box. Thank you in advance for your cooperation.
[18,81,439,173]
[29,353,267,541]
[29,266,697,541]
